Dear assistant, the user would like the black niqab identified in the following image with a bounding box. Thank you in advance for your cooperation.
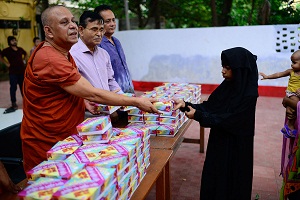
[204,47,258,114]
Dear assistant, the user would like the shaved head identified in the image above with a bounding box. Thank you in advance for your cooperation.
[41,5,64,27]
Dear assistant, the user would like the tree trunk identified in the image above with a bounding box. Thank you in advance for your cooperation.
[219,0,233,26]
[248,0,256,24]
[211,0,218,26]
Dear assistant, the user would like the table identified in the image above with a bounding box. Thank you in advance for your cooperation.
[130,149,172,200]
[0,118,204,200]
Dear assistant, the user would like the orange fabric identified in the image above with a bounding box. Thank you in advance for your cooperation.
[21,42,85,172]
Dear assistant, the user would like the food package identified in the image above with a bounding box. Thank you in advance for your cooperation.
[76,116,111,135]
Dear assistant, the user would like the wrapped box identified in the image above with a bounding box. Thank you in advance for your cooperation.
[100,144,136,162]
[81,128,113,144]
[72,166,116,191]
[76,116,111,135]
[94,104,120,114]
[89,153,128,173]
[27,161,85,182]
[52,180,102,200]
[76,143,109,153]
[18,178,66,200]
[110,135,142,149]
[47,142,81,161]
[153,124,177,136]
[65,150,101,164]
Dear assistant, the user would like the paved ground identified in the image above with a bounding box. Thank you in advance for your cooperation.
[0,80,284,199]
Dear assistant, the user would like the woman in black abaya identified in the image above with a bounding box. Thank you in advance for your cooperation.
[174,47,258,200]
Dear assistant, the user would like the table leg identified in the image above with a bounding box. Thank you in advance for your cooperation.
[165,160,171,200]
[200,126,205,153]
[156,167,166,200]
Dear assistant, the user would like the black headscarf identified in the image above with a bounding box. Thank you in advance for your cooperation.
[203,47,258,114]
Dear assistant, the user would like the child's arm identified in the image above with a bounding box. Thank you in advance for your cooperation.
[259,69,291,80]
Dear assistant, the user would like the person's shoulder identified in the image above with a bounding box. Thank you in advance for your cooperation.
[35,46,68,64]
[2,47,10,53]
[70,42,80,53]
[112,36,121,43]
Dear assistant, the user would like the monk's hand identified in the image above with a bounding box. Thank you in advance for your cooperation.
[135,97,160,114]
[84,99,100,115]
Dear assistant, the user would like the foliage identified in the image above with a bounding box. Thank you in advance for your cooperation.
[67,0,300,28]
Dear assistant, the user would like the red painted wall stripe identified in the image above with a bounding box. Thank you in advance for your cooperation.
[132,80,286,97]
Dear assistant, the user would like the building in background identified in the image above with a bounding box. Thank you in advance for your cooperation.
[0,0,38,53]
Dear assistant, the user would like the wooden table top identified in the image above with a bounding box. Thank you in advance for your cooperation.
[150,119,193,152]
[130,148,173,200]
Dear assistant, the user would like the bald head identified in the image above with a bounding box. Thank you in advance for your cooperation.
[41,6,78,51]
[41,5,65,27]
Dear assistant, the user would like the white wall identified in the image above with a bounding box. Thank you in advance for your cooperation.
[114,24,300,87]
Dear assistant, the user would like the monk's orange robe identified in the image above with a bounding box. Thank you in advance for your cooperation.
[21,42,85,172]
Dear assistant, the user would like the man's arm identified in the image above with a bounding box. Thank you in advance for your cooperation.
[63,76,158,113]
[0,55,10,67]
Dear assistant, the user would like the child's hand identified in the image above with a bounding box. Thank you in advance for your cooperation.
[259,72,268,80]
[296,88,300,97]
[185,106,196,119]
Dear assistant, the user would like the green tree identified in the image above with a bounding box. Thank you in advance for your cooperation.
[69,0,300,29]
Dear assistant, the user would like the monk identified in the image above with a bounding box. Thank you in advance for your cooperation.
[21,5,158,172]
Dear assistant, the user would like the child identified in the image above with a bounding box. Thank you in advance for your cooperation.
[259,50,300,138]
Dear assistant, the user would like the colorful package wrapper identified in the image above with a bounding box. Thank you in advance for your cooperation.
[129,175,139,198]
[72,166,116,192]
[119,126,150,141]
[110,135,142,149]
[126,123,160,135]
[94,104,121,114]
[98,179,118,200]
[76,143,110,153]
[143,114,160,121]
[61,134,83,145]
[112,127,123,136]
[52,179,102,200]
[127,108,143,115]
[153,101,173,112]
[144,154,150,169]
[76,116,112,135]
[118,175,131,197]
[65,149,101,164]
[18,178,67,200]
[128,114,144,122]
[136,153,145,169]
[152,124,177,136]
[158,117,178,125]
[100,144,136,162]
[89,154,129,184]
[81,128,113,144]
[26,161,85,182]
[138,164,147,183]
[47,142,81,161]
[89,153,128,174]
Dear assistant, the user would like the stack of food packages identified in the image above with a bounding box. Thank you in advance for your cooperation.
[18,115,151,200]
[126,82,201,137]
[94,93,136,114]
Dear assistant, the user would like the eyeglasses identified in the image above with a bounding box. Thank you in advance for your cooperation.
[86,27,105,34]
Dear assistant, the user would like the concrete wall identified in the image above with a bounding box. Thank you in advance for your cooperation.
[114,24,300,89]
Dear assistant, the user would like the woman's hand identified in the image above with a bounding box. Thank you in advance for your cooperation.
[173,99,185,110]
[185,106,196,119]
